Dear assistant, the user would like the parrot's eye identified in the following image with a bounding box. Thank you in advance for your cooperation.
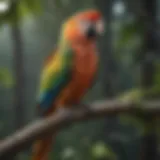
[80,21,97,39]
[78,20,98,39]
[78,19,104,39]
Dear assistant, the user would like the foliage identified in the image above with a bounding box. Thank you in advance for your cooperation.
[0,0,42,24]
[91,142,117,160]
[0,68,13,88]
[115,18,144,52]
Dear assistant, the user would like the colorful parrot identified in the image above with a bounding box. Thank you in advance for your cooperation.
[31,9,104,160]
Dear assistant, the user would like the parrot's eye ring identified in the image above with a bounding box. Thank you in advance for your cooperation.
[79,20,97,39]
[77,18,104,38]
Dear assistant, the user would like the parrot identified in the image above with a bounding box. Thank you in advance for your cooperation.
[31,9,104,160]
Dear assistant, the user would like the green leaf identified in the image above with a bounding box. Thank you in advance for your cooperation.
[91,142,117,159]
[0,68,14,88]
[22,0,42,15]
[118,88,142,102]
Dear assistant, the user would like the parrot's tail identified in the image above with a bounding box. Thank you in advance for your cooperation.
[31,133,56,160]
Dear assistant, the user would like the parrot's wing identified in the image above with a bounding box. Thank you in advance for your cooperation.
[37,45,74,116]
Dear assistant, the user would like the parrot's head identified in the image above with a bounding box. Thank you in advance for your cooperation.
[61,9,104,43]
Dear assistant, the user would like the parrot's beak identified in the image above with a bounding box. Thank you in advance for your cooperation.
[95,19,105,35]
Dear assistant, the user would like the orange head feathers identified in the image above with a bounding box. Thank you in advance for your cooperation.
[61,9,104,42]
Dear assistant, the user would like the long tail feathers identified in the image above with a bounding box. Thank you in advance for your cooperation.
[32,104,57,160]
[31,134,56,160]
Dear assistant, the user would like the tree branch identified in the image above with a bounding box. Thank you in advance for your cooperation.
[0,100,159,158]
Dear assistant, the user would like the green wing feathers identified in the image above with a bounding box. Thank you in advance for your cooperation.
[37,42,74,115]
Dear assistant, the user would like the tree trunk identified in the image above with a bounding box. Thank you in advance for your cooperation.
[10,1,25,159]
[140,0,158,160]
[95,0,116,98]
[11,18,25,130]
[94,0,121,157]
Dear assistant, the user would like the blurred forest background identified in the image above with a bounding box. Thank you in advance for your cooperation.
[0,0,160,160]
